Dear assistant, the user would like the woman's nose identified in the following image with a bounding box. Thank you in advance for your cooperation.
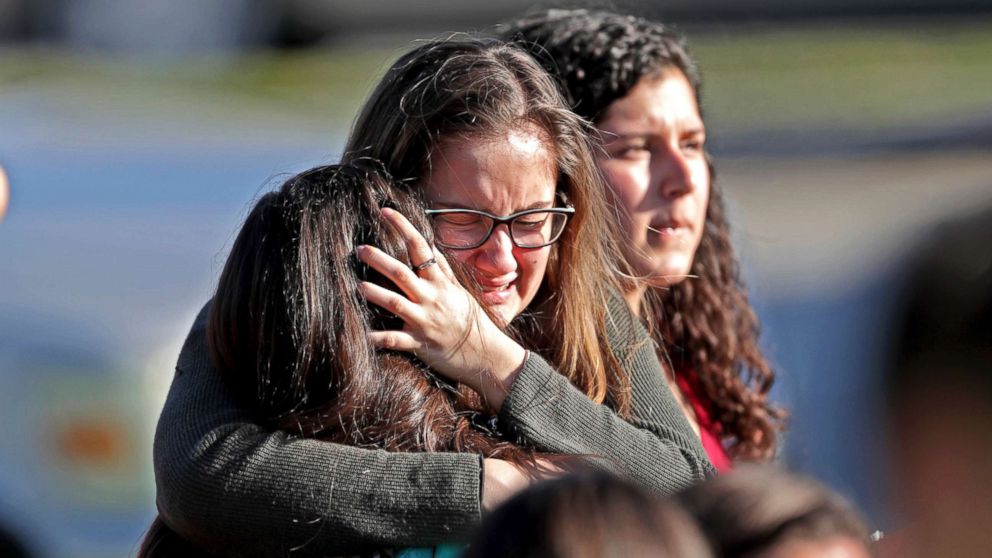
[474,225,517,275]
[653,148,696,199]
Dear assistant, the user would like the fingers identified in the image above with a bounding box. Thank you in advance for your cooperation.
[433,245,457,281]
[369,330,421,352]
[356,245,427,302]
[359,281,422,323]
[381,207,443,279]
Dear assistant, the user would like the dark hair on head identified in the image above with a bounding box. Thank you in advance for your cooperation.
[503,9,786,460]
[137,517,215,558]
[677,466,873,557]
[208,160,534,460]
[464,472,713,558]
[887,204,992,401]
[344,37,634,413]
[500,8,699,123]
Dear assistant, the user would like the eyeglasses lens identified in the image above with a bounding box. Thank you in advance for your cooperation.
[433,211,568,249]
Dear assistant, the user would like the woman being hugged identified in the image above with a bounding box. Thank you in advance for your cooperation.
[154,37,710,557]
[502,10,786,468]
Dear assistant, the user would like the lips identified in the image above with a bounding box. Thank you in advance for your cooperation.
[476,274,517,305]
[647,217,691,237]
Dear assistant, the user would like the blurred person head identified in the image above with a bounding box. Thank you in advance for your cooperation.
[677,466,873,558]
[464,472,713,558]
[209,160,536,461]
[502,9,783,461]
[885,204,992,557]
[343,36,633,411]
[0,165,9,221]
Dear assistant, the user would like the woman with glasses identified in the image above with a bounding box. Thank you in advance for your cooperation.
[154,37,711,556]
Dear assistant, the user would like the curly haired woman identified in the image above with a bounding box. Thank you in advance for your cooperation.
[502,9,786,468]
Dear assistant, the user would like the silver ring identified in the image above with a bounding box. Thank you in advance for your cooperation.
[411,257,437,272]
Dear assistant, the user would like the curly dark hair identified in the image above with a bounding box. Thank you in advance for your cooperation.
[501,9,785,460]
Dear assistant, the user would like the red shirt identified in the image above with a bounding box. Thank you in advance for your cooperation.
[674,371,733,473]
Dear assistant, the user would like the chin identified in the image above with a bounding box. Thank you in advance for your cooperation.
[643,256,695,287]
[493,303,520,327]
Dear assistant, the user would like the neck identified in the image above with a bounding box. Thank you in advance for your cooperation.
[623,282,648,318]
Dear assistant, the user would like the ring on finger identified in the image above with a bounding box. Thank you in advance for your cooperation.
[411,257,438,273]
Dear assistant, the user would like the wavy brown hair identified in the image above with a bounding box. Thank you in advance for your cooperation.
[343,37,633,413]
[502,9,785,460]
[207,161,535,460]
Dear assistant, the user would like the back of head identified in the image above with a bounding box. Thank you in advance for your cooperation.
[885,204,992,558]
[888,204,992,400]
[465,472,713,558]
[678,466,872,557]
[138,517,215,558]
[209,160,529,460]
[500,8,699,123]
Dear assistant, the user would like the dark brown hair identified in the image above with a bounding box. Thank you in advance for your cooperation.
[677,466,873,557]
[137,517,214,558]
[502,9,785,459]
[208,161,534,459]
[343,37,633,412]
[464,472,713,558]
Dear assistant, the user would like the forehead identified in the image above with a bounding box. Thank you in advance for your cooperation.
[596,69,703,132]
[423,125,558,213]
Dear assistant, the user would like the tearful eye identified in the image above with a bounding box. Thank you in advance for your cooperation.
[438,214,484,226]
[515,217,548,230]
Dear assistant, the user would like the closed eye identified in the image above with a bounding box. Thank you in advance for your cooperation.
[437,214,484,226]
[681,131,706,153]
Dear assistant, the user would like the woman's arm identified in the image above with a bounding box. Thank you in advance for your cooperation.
[496,293,715,494]
[153,304,484,557]
[359,209,713,492]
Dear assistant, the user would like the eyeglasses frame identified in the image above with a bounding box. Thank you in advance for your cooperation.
[425,207,576,250]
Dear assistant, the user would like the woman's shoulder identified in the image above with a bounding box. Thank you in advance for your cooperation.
[602,287,651,350]
[175,300,212,374]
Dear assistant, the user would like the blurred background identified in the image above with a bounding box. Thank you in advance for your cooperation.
[1,0,990,556]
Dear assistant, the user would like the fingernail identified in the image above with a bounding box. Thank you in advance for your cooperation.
[380,207,393,217]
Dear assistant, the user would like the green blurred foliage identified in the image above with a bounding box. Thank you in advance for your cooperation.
[693,19,992,130]
[2,18,990,133]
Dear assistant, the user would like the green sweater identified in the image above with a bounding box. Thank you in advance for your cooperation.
[153,294,713,556]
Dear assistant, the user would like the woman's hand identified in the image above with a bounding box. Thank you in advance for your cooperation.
[357,208,527,410]
[482,458,565,512]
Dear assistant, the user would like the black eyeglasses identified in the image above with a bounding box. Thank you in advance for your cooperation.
[425,207,575,250]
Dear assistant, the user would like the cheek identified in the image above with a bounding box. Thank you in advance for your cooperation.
[692,169,712,233]
[601,163,649,213]
[515,248,550,286]
[446,248,480,274]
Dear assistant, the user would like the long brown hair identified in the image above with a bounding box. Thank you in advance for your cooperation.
[208,161,534,460]
[502,9,785,459]
[343,37,632,412]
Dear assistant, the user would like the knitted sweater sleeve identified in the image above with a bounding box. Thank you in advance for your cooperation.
[497,293,715,493]
[153,304,483,557]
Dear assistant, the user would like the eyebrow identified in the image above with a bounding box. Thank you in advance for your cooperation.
[430,199,555,213]
[605,126,706,140]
